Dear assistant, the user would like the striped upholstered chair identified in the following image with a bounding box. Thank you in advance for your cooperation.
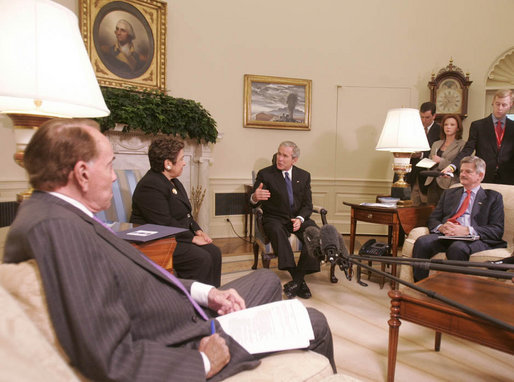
[95,169,145,223]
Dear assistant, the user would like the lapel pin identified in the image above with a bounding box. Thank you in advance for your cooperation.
[172,188,178,195]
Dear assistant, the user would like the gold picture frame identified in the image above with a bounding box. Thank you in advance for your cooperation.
[79,0,166,91]
[244,74,311,130]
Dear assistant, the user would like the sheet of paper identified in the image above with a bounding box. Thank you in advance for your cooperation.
[360,203,396,208]
[416,158,437,168]
[438,235,480,241]
[216,299,314,354]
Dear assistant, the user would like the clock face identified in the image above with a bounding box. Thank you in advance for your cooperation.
[436,78,463,114]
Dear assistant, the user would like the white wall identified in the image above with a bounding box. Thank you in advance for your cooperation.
[2,0,513,235]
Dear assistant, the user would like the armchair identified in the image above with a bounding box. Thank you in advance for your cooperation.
[399,183,514,286]
[251,205,337,279]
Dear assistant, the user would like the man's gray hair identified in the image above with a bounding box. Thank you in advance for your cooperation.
[279,141,300,158]
[460,156,486,175]
[116,19,136,40]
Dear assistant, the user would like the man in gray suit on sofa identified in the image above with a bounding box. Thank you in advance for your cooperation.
[3,119,335,381]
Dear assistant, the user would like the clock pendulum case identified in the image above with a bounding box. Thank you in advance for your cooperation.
[428,59,472,122]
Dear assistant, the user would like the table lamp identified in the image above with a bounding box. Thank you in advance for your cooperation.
[0,0,110,202]
[375,108,429,205]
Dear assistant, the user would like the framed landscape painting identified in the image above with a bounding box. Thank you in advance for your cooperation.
[244,74,312,130]
[79,0,167,90]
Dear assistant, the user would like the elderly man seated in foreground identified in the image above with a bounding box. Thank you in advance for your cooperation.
[412,156,507,281]
[3,118,335,381]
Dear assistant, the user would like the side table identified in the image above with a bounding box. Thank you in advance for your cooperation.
[342,202,434,288]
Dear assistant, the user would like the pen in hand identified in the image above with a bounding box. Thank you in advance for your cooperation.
[210,319,216,335]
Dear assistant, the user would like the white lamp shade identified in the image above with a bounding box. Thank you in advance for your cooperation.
[0,0,109,118]
[376,108,429,152]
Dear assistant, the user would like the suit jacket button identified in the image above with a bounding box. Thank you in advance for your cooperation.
[192,315,198,322]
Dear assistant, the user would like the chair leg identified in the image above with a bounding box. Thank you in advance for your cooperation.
[252,242,259,270]
[434,331,442,351]
[261,254,271,269]
[330,263,338,283]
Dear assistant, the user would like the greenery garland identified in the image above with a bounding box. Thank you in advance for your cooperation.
[96,86,218,143]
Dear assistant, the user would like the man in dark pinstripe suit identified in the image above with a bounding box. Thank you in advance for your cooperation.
[4,119,335,381]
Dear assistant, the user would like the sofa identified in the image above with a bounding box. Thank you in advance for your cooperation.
[0,225,360,381]
[399,183,514,285]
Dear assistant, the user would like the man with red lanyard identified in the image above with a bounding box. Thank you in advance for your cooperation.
[443,89,514,185]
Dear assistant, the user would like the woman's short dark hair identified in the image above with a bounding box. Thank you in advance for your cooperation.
[440,114,463,140]
[24,118,99,191]
[148,137,185,172]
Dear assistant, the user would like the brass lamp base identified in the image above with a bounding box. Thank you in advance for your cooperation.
[7,113,52,202]
[391,152,413,203]
[16,188,33,203]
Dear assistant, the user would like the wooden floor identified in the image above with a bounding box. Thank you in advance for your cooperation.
[212,236,514,382]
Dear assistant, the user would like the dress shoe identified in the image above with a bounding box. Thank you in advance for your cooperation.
[283,280,299,299]
[296,281,312,299]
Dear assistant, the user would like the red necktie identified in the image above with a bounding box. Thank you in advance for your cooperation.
[495,120,504,148]
[447,190,472,225]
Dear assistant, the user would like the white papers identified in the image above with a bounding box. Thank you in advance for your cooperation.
[438,235,480,241]
[416,158,437,168]
[360,203,396,208]
[216,299,314,354]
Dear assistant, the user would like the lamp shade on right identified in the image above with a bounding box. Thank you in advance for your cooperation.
[376,108,429,153]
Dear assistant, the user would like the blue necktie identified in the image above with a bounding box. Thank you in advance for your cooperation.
[284,172,294,210]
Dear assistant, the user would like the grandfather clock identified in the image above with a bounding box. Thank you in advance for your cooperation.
[428,59,472,122]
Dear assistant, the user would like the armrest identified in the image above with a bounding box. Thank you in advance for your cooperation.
[312,205,328,225]
[401,227,430,258]
[253,207,270,244]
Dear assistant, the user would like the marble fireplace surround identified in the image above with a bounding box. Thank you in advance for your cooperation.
[105,130,213,231]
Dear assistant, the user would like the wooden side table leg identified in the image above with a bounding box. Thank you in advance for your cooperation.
[390,218,400,289]
[434,331,442,352]
[388,290,402,382]
[349,214,356,255]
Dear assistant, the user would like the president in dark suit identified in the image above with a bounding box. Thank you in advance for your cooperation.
[131,137,222,287]
[444,89,514,185]
[412,156,506,281]
[408,102,441,203]
[4,119,336,381]
[251,141,319,299]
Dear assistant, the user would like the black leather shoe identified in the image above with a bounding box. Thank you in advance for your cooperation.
[283,280,299,299]
[296,281,312,299]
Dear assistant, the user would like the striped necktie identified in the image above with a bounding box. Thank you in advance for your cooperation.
[284,172,294,210]
[92,215,208,320]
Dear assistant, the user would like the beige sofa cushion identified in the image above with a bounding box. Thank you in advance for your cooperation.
[0,226,9,262]
[0,260,60,348]
[0,266,81,382]
[223,349,334,382]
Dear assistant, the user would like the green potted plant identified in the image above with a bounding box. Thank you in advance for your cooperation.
[96,86,218,143]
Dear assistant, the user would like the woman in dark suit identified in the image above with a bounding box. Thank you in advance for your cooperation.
[424,114,465,205]
[131,137,222,286]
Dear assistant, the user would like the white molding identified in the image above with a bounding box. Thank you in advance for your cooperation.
[208,177,392,238]
[0,180,29,202]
